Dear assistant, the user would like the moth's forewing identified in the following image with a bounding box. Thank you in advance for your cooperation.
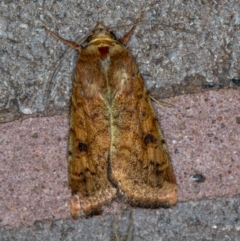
[108,46,177,207]
[69,43,117,218]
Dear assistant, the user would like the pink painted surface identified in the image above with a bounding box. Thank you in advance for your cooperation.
[0,88,239,227]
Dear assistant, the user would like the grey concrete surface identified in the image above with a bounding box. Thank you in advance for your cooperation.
[1,0,240,240]
[1,197,240,241]
[1,0,240,122]
[1,89,240,240]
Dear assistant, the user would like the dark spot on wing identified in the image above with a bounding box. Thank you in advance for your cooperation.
[144,134,157,144]
[78,142,88,152]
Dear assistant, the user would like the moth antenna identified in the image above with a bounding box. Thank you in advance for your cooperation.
[158,23,198,35]
[42,45,75,108]
[43,27,92,107]
[44,26,92,50]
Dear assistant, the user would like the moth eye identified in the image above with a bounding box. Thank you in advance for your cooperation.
[144,134,157,144]
[109,31,116,40]
[86,35,93,43]
[78,142,88,152]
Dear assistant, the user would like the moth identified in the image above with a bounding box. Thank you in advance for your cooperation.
[44,14,177,219]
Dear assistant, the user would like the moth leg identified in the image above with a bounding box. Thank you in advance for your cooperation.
[150,96,175,108]
[120,12,144,44]
[43,26,82,51]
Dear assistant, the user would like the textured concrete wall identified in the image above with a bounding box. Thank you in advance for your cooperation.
[1,0,240,240]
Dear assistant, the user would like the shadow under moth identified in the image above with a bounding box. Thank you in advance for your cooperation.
[44,13,177,219]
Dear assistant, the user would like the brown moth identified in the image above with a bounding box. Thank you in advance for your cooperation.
[44,14,177,219]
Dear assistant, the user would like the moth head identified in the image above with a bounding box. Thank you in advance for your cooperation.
[87,22,116,43]
[93,22,107,32]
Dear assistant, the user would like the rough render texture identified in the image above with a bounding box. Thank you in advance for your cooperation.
[1,88,239,228]
[1,0,240,239]
[1,0,240,122]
